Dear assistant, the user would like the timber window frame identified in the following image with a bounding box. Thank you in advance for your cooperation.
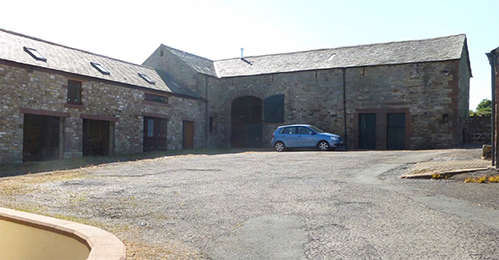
[67,80,82,105]
[145,93,168,104]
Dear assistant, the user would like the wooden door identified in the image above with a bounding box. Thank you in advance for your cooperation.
[359,113,377,149]
[387,113,406,150]
[183,121,194,149]
[83,119,110,156]
[143,117,167,152]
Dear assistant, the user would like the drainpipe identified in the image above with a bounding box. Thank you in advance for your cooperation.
[205,75,209,148]
[342,68,348,150]
[487,50,497,167]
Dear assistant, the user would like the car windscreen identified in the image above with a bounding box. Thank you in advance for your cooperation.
[309,125,326,133]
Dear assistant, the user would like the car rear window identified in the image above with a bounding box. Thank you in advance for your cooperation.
[279,127,295,134]
[309,125,326,133]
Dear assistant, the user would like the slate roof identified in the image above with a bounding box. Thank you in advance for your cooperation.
[161,45,217,77]
[166,34,468,78]
[154,69,202,98]
[0,28,174,94]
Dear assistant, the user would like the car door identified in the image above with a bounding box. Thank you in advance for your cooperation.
[280,126,298,147]
[296,126,316,147]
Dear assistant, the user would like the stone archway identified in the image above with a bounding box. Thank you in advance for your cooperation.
[231,96,263,148]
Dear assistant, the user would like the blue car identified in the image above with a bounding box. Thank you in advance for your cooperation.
[271,124,343,152]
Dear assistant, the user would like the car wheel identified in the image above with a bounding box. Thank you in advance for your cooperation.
[318,141,330,151]
[274,142,286,152]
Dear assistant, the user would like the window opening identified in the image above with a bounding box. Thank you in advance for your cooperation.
[138,73,156,84]
[24,47,47,62]
[67,80,82,104]
[90,62,110,75]
[328,52,336,61]
[209,116,214,132]
[147,119,154,137]
[263,94,284,123]
[145,93,168,104]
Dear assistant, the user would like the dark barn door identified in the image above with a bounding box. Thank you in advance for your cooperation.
[23,114,60,162]
[83,119,110,156]
[244,123,263,148]
[143,117,167,152]
[359,113,376,150]
[231,96,262,148]
[387,113,406,150]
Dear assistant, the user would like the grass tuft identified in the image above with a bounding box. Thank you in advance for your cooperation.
[431,173,441,179]
[489,175,499,183]
[464,175,499,183]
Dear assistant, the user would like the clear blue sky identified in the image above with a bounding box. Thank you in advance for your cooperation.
[1,0,497,109]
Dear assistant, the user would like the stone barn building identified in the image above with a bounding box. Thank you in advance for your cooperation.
[0,29,206,164]
[144,34,471,151]
[0,29,471,164]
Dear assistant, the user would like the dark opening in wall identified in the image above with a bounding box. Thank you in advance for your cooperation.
[231,96,262,148]
[23,114,60,162]
[209,116,214,132]
[83,119,110,156]
[442,114,449,122]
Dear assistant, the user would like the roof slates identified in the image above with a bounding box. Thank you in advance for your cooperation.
[0,29,172,93]
[164,34,467,78]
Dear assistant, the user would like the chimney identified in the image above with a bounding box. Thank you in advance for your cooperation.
[240,48,244,59]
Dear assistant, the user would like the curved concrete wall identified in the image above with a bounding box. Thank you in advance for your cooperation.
[0,207,125,260]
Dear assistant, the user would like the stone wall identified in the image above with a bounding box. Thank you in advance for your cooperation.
[345,60,463,149]
[469,115,491,134]
[142,47,470,151]
[206,70,346,148]
[201,60,466,150]
[142,46,207,99]
[0,62,205,164]
[458,46,471,143]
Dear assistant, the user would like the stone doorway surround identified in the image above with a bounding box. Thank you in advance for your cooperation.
[354,108,411,150]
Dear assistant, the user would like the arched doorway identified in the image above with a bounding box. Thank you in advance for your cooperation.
[231,96,263,148]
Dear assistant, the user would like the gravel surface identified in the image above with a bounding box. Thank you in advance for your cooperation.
[1,148,499,259]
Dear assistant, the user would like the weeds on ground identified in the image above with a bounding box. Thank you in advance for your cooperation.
[0,170,87,197]
[489,175,499,183]
[431,173,450,179]
[464,175,499,183]
[124,240,205,260]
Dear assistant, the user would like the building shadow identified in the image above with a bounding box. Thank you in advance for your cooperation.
[0,148,273,177]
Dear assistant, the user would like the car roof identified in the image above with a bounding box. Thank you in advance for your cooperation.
[278,124,312,128]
